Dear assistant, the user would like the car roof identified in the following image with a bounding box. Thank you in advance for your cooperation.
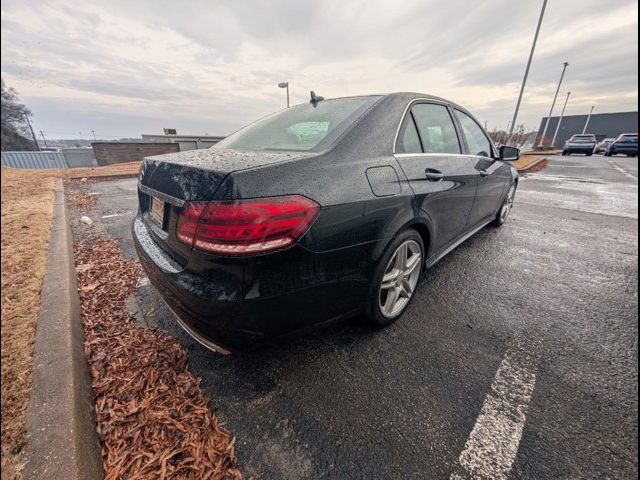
[329,92,471,114]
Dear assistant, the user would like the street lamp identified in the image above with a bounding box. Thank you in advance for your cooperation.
[551,91,571,148]
[278,82,290,108]
[538,61,569,148]
[582,106,595,134]
[510,0,548,136]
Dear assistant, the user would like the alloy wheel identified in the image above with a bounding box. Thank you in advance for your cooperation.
[379,240,422,318]
[500,184,516,223]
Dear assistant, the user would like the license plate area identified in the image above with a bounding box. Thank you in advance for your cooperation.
[149,196,166,230]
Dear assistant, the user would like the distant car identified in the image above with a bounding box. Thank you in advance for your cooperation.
[132,92,520,352]
[562,134,597,156]
[594,138,615,154]
[604,133,638,157]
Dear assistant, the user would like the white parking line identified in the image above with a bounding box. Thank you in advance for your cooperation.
[450,341,537,480]
[609,161,638,180]
[101,213,123,219]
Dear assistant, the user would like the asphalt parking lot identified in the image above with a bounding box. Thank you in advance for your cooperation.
[86,154,638,479]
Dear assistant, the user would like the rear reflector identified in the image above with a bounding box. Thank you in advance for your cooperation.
[176,195,320,255]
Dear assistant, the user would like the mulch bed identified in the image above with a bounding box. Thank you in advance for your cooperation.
[70,195,242,479]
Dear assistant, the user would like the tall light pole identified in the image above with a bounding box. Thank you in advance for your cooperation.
[39,130,49,149]
[551,91,571,148]
[582,106,595,134]
[23,113,40,151]
[510,0,547,136]
[278,82,290,108]
[538,61,569,148]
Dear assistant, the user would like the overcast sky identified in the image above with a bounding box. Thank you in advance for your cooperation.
[1,0,638,139]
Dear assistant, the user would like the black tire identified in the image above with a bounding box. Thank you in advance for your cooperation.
[492,182,517,227]
[586,152,593,156]
[365,228,424,328]
[562,151,568,156]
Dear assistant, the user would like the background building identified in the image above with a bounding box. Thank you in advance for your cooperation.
[535,111,638,147]
[141,133,224,151]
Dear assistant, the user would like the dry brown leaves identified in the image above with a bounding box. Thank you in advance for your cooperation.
[67,191,97,210]
[75,236,241,479]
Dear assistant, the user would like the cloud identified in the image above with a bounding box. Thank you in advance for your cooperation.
[1,0,637,138]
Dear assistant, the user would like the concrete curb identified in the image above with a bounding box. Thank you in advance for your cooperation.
[68,172,139,181]
[517,156,548,173]
[23,179,103,480]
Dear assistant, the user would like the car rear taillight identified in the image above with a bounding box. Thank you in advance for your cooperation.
[176,195,320,255]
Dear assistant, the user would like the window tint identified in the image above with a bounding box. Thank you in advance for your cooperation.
[454,109,493,157]
[214,96,381,151]
[397,116,422,153]
[411,104,461,154]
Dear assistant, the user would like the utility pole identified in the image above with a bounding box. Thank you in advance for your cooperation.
[23,113,40,151]
[538,61,569,148]
[39,130,49,149]
[551,91,571,147]
[510,0,547,135]
[582,106,595,134]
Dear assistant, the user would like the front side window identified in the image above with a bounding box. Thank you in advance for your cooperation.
[454,109,493,157]
[411,104,461,154]
[213,96,381,152]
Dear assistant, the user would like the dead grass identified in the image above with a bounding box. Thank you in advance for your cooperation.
[1,169,55,480]
[0,161,140,479]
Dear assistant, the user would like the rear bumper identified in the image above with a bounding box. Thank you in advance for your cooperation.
[132,216,371,351]
[611,145,638,154]
[564,146,595,154]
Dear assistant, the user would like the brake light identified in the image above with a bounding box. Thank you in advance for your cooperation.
[176,195,320,255]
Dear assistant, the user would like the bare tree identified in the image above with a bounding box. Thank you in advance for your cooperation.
[1,79,38,151]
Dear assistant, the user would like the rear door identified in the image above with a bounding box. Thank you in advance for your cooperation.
[453,108,509,226]
[394,102,478,253]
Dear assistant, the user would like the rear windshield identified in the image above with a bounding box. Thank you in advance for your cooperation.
[214,96,382,152]
[619,134,638,142]
[570,135,595,142]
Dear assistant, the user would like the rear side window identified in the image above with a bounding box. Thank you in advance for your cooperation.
[397,116,422,153]
[213,96,381,151]
[411,104,461,154]
[454,109,493,157]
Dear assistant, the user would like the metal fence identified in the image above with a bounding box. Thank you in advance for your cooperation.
[1,150,97,169]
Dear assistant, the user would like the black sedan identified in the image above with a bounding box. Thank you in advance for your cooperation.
[133,93,519,353]
[605,133,638,157]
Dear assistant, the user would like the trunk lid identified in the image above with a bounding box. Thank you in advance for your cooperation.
[138,148,312,264]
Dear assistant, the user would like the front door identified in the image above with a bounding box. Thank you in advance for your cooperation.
[453,108,509,225]
[394,102,478,254]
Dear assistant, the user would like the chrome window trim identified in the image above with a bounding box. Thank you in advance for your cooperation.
[394,152,479,159]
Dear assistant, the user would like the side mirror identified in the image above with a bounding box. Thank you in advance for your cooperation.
[499,145,520,161]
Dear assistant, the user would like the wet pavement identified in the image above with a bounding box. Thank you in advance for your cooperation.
[82,154,638,479]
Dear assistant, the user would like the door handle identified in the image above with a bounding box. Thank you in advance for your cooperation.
[425,169,444,181]
[478,169,489,177]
